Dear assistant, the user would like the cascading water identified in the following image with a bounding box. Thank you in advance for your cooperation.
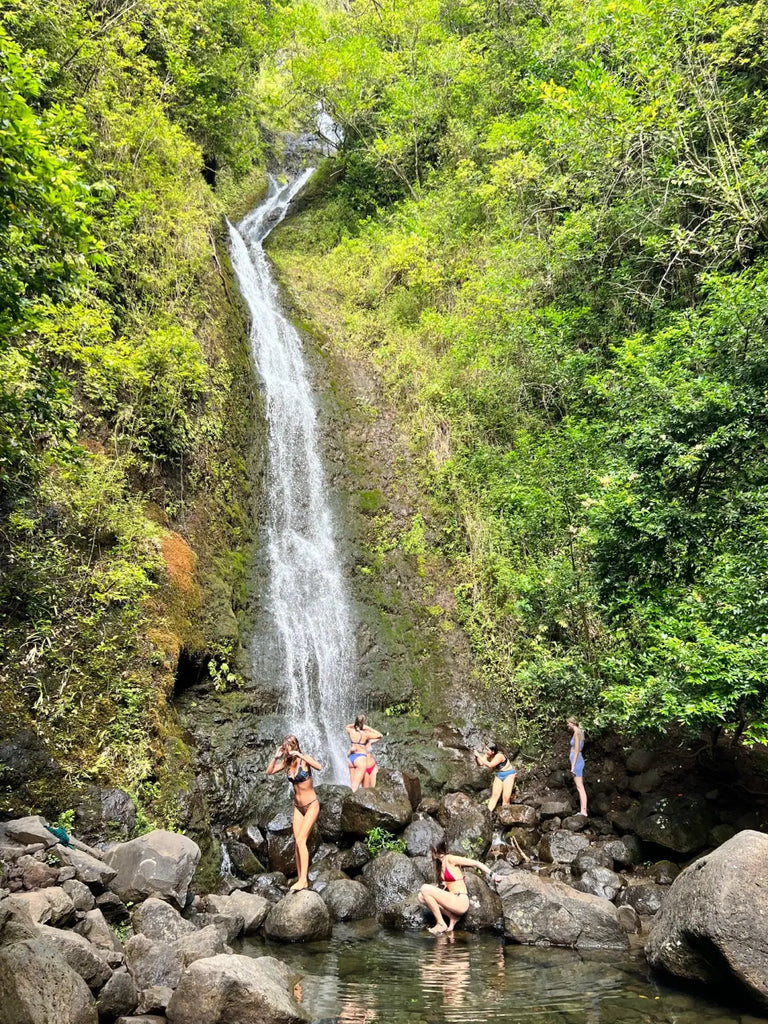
[228,172,356,782]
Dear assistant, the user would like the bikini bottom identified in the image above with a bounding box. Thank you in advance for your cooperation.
[495,768,516,781]
[366,760,376,775]
[348,751,366,767]
[294,798,318,816]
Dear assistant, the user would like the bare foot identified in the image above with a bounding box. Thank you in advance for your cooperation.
[445,915,460,933]
[428,923,448,935]
[289,881,308,892]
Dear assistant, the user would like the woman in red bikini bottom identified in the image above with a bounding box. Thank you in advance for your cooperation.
[418,840,499,934]
[266,735,322,891]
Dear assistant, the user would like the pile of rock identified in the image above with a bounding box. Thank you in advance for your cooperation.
[0,819,307,1024]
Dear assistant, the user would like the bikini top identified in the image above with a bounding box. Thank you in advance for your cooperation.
[442,865,459,883]
[287,762,312,786]
[350,729,370,749]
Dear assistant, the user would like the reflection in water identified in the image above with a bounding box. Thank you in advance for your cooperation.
[243,927,758,1024]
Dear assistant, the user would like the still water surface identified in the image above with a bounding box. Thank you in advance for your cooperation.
[243,923,764,1024]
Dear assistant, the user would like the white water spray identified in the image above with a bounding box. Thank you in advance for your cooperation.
[228,173,356,782]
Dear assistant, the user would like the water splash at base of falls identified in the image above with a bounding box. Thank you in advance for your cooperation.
[228,173,356,783]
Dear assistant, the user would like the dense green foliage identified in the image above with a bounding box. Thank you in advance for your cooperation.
[265,0,768,743]
[0,0,268,814]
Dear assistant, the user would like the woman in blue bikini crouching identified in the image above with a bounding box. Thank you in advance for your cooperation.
[267,735,323,890]
[474,743,517,812]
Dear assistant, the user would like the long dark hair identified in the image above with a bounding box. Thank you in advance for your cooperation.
[487,742,508,764]
[430,840,447,884]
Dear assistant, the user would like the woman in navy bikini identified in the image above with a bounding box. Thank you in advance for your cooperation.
[474,743,517,812]
[567,717,588,817]
[418,840,500,934]
[267,735,322,891]
[345,714,383,791]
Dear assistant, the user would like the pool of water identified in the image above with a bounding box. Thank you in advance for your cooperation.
[242,922,765,1024]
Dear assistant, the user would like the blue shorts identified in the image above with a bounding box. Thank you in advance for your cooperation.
[572,756,584,778]
[496,768,516,781]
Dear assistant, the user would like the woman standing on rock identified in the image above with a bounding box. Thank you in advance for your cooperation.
[567,717,588,817]
[474,743,517,812]
[418,840,498,935]
[267,735,322,891]
[345,714,383,792]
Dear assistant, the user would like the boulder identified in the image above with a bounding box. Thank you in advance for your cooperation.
[268,831,313,877]
[340,775,413,836]
[0,936,98,1023]
[263,890,331,943]
[54,847,117,888]
[361,851,423,912]
[174,923,231,967]
[165,953,307,1024]
[647,860,680,885]
[204,891,269,934]
[539,831,590,865]
[573,847,614,876]
[18,855,59,890]
[132,898,197,942]
[462,874,503,933]
[2,816,58,849]
[403,817,445,857]
[36,924,111,989]
[96,968,138,1022]
[184,911,245,944]
[104,831,200,909]
[319,880,375,922]
[633,797,712,855]
[124,934,183,990]
[2,886,75,926]
[646,831,768,1004]
[601,835,641,868]
[62,879,96,913]
[74,909,121,953]
[75,788,137,843]
[562,814,589,833]
[616,905,641,934]
[628,769,662,795]
[617,882,666,917]
[135,985,173,1014]
[570,867,622,901]
[438,793,491,857]
[495,805,537,829]
[315,785,349,841]
[539,801,572,819]
[309,842,369,878]
[227,841,265,879]
[498,870,629,951]
[250,872,289,903]
[625,749,654,774]
[95,891,129,923]
[380,896,431,931]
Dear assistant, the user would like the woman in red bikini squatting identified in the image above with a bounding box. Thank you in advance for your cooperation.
[266,734,322,891]
[418,840,499,934]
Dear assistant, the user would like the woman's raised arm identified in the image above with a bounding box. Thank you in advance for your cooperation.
[298,751,323,771]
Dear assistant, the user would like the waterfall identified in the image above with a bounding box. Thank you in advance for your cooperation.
[228,173,356,783]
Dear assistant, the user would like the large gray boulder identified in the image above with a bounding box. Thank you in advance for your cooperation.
[0,936,98,1023]
[35,925,111,989]
[205,892,270,934]
[1,816,58,849]
[132,898,197,942]
[462,874,503,933]
[571,867,622,902]
[315,785,349,841]
[403,817,445,857]
[361,851,422,912]
[646,830,768,1004]
[166,953,306,1024]
[104,831,200,909]
[96,968,137,1022]
[263,891,331,943]
[380,895,431,931]
[340,774,413,836]
[616,881,666,917]
[496,805,538,829]
[498,870,629,951]
[539,831,590,865]
[319,879,375,922]
[438,793,491,857]
[633,797,713,855]
[54,847,117,890]
[2,887,75,926]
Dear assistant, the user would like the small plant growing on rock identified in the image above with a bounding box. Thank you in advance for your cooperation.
[365,826,407,856]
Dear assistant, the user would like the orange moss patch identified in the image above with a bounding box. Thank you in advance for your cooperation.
[160,532,198,593]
